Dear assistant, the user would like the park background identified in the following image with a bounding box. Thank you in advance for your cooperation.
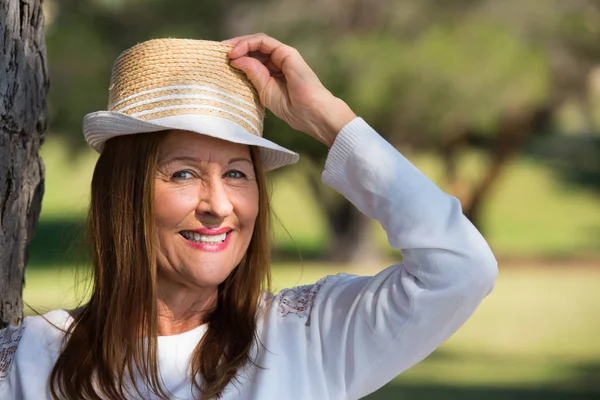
[23,0,599,399]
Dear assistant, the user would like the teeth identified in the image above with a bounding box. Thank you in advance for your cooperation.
[181,231,227,244]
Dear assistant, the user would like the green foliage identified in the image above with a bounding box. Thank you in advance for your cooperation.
[258,13,552,149]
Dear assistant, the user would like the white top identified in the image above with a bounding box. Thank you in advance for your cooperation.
[0,117,497,400]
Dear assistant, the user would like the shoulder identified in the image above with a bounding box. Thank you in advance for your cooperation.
[0,323,25,381]
[0,309,72,384]
[268,273,357,322]
[20,308,72,326]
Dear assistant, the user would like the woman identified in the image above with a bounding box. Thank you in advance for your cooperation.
[0,33,497,399]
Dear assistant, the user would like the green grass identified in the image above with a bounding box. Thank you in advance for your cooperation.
[24,264,600,397]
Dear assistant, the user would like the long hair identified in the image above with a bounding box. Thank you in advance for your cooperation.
[49,131,272,399]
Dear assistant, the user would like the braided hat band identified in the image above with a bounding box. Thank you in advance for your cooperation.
[83,38,299,171]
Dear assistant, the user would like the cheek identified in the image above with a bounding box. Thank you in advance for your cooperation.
[229,186,259,228]
[154,183,199,228]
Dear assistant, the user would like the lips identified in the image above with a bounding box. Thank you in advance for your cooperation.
[180,230,227,243]
[179,227,233,251]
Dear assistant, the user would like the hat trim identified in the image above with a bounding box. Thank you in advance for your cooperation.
[111,84,259,111]
[83,112,299,171]
[130,104,261,136]
[117,93,263,127]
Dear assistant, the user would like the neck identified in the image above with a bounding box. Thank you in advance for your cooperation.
[156,282,218,336]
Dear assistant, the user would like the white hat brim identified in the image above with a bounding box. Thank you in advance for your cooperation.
[83,111,299,171]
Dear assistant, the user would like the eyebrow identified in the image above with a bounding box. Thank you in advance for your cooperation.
[160,156,253,165]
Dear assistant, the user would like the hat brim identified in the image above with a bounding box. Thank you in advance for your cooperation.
[83,111,299,171]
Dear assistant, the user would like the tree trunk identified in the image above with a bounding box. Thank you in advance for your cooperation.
[441,104,554,230]
[305,171,381,264]
[0,0,48,329]
[325,200,380,264]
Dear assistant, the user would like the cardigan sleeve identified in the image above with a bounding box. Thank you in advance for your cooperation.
[305,117,498,399]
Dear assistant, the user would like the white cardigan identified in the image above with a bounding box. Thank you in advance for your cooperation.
[0,117,497,399]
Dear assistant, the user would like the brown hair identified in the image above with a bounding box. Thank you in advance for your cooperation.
[49,131,272,399]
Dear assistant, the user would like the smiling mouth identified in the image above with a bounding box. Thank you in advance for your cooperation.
[180,231,230,244]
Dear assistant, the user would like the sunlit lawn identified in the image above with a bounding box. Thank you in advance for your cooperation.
[24,264,600,398]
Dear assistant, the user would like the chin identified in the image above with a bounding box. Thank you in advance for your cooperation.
[189,261,238,286]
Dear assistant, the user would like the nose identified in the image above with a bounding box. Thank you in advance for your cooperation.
[196,175,234,219]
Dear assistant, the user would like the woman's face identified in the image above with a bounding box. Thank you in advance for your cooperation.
[154,130,259,290]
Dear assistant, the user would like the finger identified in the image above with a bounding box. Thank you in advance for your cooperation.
[264,59,280,73]
[232,36,306,75]
[221,33,259,46]
[248,51,271,65]
[230,34,319,85]
[229,56,272,97]
[270,71,285,79]
[245,52,281,74]
[269,46,320,86]
[228,34,287,59]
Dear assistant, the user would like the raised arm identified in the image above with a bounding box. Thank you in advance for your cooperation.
[306,116,497,398]
[226,34,497,399]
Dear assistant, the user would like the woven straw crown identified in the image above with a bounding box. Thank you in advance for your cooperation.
[108,39,265,137]
[83,38,299,170]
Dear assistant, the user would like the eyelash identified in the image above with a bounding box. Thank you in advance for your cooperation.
[223,170,248,179]
[171,170,248,181]
[172,170,194,180]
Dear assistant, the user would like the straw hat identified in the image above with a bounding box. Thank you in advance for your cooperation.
[83,38,299,170]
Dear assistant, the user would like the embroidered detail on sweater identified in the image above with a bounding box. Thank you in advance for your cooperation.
[0,324,24,381]
[276,276,330,325]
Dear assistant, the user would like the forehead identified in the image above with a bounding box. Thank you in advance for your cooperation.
[158,130,251,162]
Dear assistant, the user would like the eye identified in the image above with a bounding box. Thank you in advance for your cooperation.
[172,170,194,180]
[223,169,247,179]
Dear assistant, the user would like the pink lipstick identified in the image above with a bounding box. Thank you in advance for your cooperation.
[179,227,233,252]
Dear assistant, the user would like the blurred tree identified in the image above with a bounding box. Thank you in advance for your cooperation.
[230,0,600,261]
[43,0,600,262]
[0,0,48,328]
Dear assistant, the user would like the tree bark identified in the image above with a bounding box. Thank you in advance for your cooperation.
[0,0,48,329]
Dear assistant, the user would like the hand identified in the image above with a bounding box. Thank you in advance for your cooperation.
[222,33,356,147]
